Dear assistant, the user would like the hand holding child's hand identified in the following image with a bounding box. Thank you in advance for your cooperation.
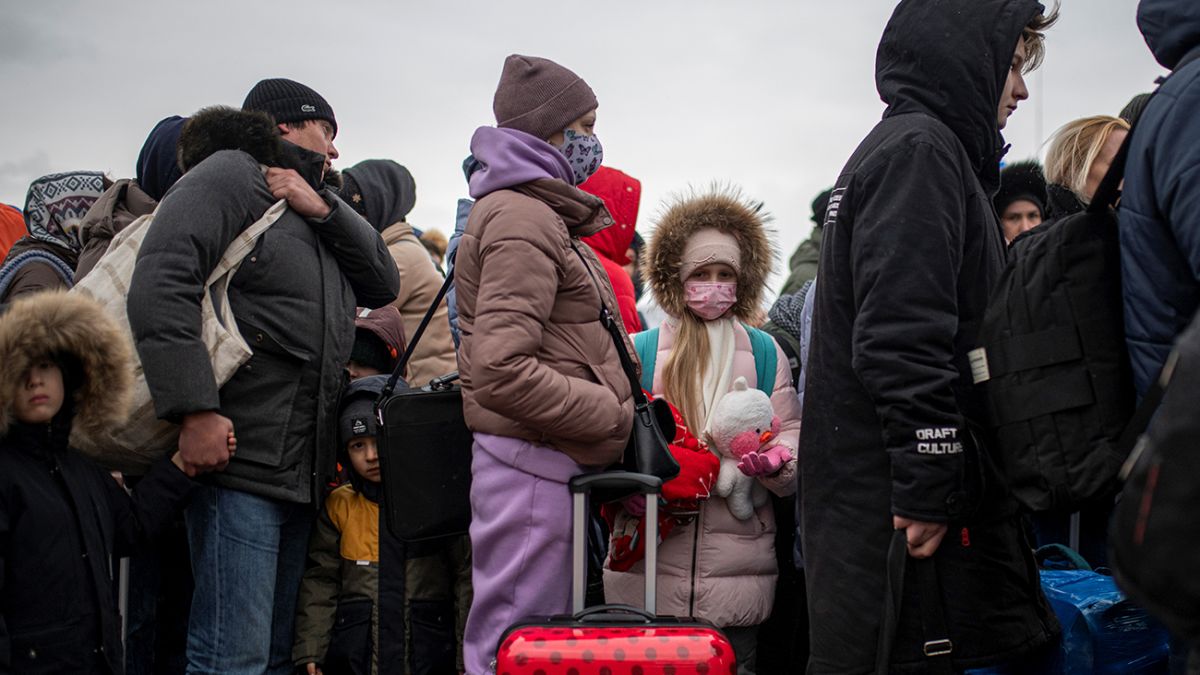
[737,446,793,477]
[306,663,323,675]
[175,411,235,476]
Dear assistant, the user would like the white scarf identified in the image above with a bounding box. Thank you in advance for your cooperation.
[696,318,738,436]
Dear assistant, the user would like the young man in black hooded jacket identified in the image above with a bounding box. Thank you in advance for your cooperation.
[801,2,1061,673]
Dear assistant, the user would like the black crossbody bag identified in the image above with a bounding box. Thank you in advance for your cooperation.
[375,271,473,542]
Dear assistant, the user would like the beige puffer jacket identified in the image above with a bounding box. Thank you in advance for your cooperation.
[380,221,458,385]
[454,179,635,467]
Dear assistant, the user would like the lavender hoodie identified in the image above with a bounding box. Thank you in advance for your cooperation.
[468,127,574,199]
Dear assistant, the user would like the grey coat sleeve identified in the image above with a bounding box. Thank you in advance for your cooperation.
[309,192,400,309]
[127,151,263,420]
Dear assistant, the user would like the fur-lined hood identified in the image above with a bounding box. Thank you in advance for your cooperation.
[644,188,776,321]
[0,292,133,440]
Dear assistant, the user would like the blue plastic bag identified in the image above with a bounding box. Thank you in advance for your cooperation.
[967,569,1169,674]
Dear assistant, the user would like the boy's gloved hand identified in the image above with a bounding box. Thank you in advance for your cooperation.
[737,445,793,477]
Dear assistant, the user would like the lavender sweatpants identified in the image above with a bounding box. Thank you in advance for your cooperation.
[462,433,588,675]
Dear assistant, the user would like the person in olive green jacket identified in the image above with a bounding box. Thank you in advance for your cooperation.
[777,187,833,297]
[293,377,387,675]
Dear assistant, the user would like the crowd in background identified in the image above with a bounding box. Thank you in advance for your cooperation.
[2,0,1200,674]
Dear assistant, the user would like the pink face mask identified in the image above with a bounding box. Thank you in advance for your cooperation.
[684,281,738,320]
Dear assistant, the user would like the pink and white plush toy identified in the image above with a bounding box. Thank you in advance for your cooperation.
[706,377,794,520]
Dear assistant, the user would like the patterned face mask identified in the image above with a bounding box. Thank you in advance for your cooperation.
[684,281,738,321]
[557,129,603,185]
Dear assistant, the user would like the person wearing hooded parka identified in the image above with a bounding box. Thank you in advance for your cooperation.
[0,292,226,674]
[801,1,1061,672]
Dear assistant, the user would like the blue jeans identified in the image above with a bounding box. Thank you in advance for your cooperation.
[184,485,313,675]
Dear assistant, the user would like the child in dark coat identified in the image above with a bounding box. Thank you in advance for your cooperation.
[293,376,387,675]
[0,292,230,674]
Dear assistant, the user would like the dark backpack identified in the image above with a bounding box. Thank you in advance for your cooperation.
[970,143,1135,513]
[1110,311,1200,642]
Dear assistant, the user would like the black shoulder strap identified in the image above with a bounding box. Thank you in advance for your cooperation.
[380,269,454,399]
[568,241,651,407]
[1117,351,1178,462]
[875,531,954,674]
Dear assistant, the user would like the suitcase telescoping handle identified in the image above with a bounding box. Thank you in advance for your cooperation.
[569,472,663,615]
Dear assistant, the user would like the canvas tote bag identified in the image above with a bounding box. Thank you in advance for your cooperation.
[70,197,288,472]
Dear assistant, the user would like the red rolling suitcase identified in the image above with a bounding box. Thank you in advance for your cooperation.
[495,472,737,675]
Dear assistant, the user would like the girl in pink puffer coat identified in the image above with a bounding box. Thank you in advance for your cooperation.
[604,188,800,675]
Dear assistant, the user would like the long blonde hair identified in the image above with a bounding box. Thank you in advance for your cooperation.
[1044,115,1130,203]
[661,310,711,432]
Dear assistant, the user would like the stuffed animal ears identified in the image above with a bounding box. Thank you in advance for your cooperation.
[732,376,749,392]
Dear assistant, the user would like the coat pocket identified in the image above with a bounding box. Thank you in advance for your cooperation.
[219,323,311,469]
[323,597,373,675]
[409,598,457,675]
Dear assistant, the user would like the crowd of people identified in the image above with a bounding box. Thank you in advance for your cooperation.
[1,0,1199,673]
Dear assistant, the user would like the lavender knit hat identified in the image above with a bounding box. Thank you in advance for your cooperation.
[493,54,597,141]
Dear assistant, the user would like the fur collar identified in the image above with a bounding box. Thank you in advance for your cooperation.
[644,187,776,321]
[177,106,325,188]
[0,292,133,441]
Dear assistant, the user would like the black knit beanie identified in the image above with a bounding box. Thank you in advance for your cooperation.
[136,115,187,202]
[243,78,337,137]
[338,394,378,449]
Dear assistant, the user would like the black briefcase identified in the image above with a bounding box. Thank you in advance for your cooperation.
[376,271,472,543]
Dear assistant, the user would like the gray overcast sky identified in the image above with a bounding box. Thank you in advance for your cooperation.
[0,1,1163,289]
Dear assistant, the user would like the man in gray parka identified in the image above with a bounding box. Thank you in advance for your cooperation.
[128,79,399,675]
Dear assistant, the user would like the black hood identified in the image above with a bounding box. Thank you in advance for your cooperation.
[1138,0,1200,70]
[177,106,326,190]
[877,0,1043,180]
[342,159,417,232]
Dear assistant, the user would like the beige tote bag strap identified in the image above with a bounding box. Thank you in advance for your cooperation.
[206,198,288,286]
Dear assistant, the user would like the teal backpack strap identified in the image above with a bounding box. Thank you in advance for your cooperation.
[632,328,660,393]
[744,325,778,397]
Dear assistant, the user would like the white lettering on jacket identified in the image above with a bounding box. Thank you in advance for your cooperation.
[915,427,963,455]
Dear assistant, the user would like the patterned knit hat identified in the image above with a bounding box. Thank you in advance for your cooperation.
[23,171,107,253]
[493,55,597,141]
[243,78,337,137]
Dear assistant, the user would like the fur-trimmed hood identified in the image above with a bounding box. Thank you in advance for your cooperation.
[0,291,133,440]
[177,106,326,189]
[644,188,776,321]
